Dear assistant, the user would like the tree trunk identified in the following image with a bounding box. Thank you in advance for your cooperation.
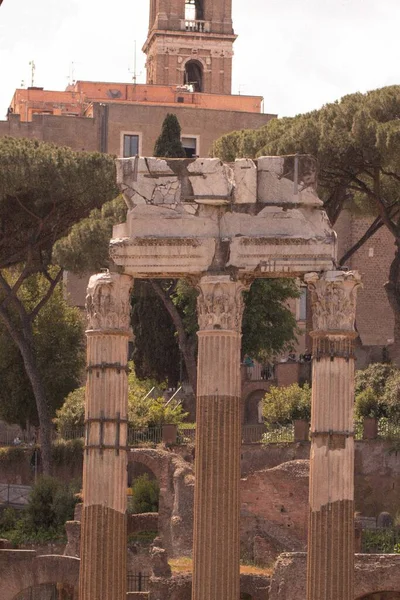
[0,309,53,474]
[385,239,400,365]
[18,335,53,475]
[150,280,198,392]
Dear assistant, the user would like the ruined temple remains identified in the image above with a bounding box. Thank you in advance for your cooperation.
[79,155,359,600]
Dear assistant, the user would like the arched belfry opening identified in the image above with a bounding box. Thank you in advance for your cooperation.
[185,0,204,21]
[184,59,203,92]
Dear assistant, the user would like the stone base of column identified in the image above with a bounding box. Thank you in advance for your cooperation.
[79,505,127,600]
[307,500,354,600]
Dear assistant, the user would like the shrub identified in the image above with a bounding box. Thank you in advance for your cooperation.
[355,363,396,397]
[0,446,26,468]
[263,384,311,425]
[382,371,400,422]
[131,474,159,514]
[54,387,85,434]
[354,387,386,419]
[23,476,78,534]
[51,438,83,467]
[55,363,187,435]
[0,507,18,531]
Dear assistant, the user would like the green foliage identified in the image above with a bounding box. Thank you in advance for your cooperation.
[0,446,26,467]
[0,273,85,428]
[131,280,182,386]
[362,528,399,553]
[263,384,311,425]
[355,363,396,397]
[211,86,400,232]
[25,476,78,531]
[131,474,160,514]
[54,388,85,433]
[55,363,187,433]
[131,277,299,385]
[51,439,83,467]
[382,371,400,422]
[0,137,117,270]
[0,507,18,532]
[242,279,300,362]
[154,114,186,158]
[53,196,127,274]
[354,363,400,421]
[355,387,384,419]
[128,530,158,545]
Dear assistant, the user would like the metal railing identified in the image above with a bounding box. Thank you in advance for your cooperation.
[0,483,31,506]
[127,571,151,592]
[127,427,163,447]
[245,363,274,382]
[262,424,295,444]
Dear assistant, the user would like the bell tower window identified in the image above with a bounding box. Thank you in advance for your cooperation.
[185,0,204,21]
[184,60,203,92]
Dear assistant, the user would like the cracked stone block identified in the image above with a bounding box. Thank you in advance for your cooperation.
[116,157,181,206]
[187,158,234,198]
[257,155,321,205]
[234,159,257,204]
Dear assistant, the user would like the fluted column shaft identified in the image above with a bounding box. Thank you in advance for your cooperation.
[192,275,246,600]
[79,272,133,600]
[305,271,361,600]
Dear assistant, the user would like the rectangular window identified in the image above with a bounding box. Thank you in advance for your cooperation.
[181,136,198,158]
[123,134,139,158]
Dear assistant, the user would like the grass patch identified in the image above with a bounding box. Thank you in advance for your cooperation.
[169,557,272,576]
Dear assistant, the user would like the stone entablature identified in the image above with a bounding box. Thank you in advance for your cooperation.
[112,155,336,278]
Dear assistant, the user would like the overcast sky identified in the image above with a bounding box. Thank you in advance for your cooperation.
[0,0,399,120]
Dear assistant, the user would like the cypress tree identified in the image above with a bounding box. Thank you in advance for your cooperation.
[153,113,186,158]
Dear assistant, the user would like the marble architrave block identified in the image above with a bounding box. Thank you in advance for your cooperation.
[187,158,234,199]
[257,155,322,206]
[114,155,337,278]
[234,159,257,204]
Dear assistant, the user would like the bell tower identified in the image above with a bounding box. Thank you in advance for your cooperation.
[143,0,237,95]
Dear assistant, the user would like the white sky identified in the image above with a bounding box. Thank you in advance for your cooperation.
[0,0,399,120]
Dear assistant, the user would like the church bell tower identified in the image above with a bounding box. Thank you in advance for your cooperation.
[143,0,237,95]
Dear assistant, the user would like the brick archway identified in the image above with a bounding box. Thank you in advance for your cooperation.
[128,449,194,557]
[0,552,79,600]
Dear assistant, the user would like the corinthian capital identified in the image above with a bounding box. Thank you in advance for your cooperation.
[86,271,133,332]
[305,270,362,334]
[197,275,247,332]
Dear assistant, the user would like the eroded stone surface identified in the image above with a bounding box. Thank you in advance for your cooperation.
[113,155,336,278]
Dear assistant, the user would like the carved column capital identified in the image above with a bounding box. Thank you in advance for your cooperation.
[86,271,133,333]
[305,270,362,335]
[196,275,248,333]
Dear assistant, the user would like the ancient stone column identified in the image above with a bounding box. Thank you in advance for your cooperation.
[305,270,361,600]
[192,274,246,600]
[79,271,133,600]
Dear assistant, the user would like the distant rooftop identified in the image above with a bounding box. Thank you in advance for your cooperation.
[9,80,265,122]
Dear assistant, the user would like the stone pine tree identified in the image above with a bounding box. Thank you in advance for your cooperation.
[0,137,117,474]
[211,85,400,359]
[153,113,187,158]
